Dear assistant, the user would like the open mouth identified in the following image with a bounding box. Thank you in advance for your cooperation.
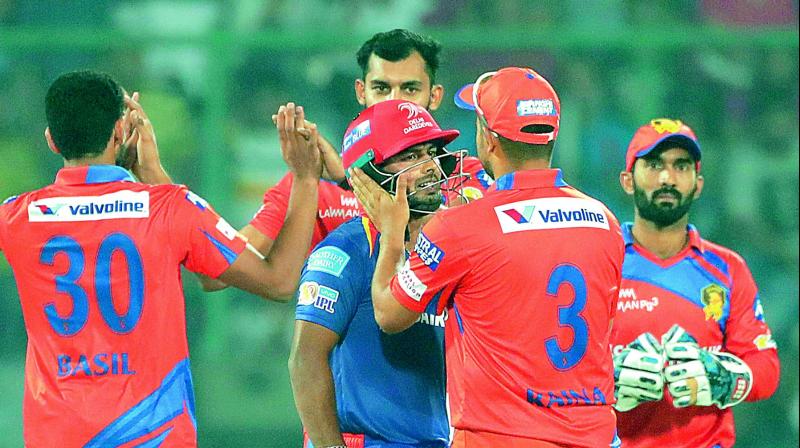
[414,178,442,192]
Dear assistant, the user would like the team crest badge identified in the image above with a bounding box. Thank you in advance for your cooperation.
[650,118,683,134]
[701,284,726,321]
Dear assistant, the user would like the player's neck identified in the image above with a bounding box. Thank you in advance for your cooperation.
[493,159,550,179]
[62,148,117,167]
[631,217,690,259]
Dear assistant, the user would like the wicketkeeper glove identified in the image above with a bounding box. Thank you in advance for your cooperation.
[662,324,753,409]
[613,332,666,411]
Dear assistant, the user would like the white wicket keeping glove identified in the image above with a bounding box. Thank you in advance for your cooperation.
[662,324,752,409]
[613,332,666,411]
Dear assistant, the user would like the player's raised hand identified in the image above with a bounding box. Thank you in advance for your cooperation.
[272,111,344,182]
[349,168,410,242]
[276,103,322,181]
[613,332,666,411]
[662,324,752,409]
[124,92,171,185]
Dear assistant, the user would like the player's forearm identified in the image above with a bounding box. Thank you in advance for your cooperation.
[288,356,344,447]
[741,349,781,401]
[371,236,411,334]
[135,164,172,185]
[263,178,318,297]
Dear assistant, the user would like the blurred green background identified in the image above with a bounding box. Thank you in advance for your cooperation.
[0,1,797,447]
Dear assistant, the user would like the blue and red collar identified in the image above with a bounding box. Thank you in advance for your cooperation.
[54,165,137,186]
[621,222,705,253]
[490,169,567,192]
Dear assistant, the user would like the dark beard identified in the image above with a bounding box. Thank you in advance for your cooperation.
[633,183,696,228]
[408,189,442,213]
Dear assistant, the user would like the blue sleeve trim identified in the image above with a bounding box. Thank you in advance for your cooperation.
[453,302,465,334]
[131,427,174,448]
[1,195,18,205]
[85,359,196,447]
[201,230,238,265]
[699,248,731,278]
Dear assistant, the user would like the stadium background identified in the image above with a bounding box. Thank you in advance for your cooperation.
[0,1,797,446]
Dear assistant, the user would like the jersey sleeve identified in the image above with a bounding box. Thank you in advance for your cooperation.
[389,212,467,314]
[170,187,247,279]
[295,234,365,335]
[248,173,293,240]
[721,253,780,400]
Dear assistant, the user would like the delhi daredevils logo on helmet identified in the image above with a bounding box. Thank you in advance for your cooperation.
[398,102,421,119]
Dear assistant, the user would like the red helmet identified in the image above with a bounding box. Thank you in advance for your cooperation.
[342,99,465,200]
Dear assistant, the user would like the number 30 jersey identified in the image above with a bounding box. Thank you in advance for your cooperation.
[0,166,246,447]
[389,169,625,447]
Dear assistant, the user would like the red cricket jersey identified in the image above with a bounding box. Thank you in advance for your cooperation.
[611,223,780,448]
[0,165,246,447]
[389,169,625,447]
[249,173,361,252]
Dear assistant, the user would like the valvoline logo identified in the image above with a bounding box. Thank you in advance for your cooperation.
[35,204,60,215]
[503,205,535,224]
[28,191,150,222]
[495,197,610,233]
[414,231,444,271]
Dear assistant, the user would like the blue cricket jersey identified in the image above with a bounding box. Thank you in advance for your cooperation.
[295,217,449,448]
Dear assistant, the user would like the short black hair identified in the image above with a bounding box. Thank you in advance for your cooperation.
[45,70,124,160]
[356,29,442,84]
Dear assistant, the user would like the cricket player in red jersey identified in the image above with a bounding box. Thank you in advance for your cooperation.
[200,30,486,294]
[351,67,625,447]
[0,70,321,447]
[610,118,780,448]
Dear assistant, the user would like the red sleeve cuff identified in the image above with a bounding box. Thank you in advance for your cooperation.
[742,349,781,401]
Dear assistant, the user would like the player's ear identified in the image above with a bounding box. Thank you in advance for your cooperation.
[44,128,60,155]
[694,174,704,199]
[427,84,444,111]
[114,117,127,144]
[355,78,366,106]
[620,170,634,195]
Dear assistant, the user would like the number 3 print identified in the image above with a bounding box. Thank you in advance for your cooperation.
[544,264,589,370]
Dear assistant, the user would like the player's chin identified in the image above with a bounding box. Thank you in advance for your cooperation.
[409,195,442,212]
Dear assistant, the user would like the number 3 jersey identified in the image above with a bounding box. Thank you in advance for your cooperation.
[388,169,625,447]
[610,223,780,448]
[0,166,247,447]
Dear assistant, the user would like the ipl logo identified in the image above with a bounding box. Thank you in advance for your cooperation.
[398,102,420,119]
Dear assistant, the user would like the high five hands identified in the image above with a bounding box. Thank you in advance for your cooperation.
[275,102,322,181]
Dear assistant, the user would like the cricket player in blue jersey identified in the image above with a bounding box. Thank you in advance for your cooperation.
[288,99,464,448]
